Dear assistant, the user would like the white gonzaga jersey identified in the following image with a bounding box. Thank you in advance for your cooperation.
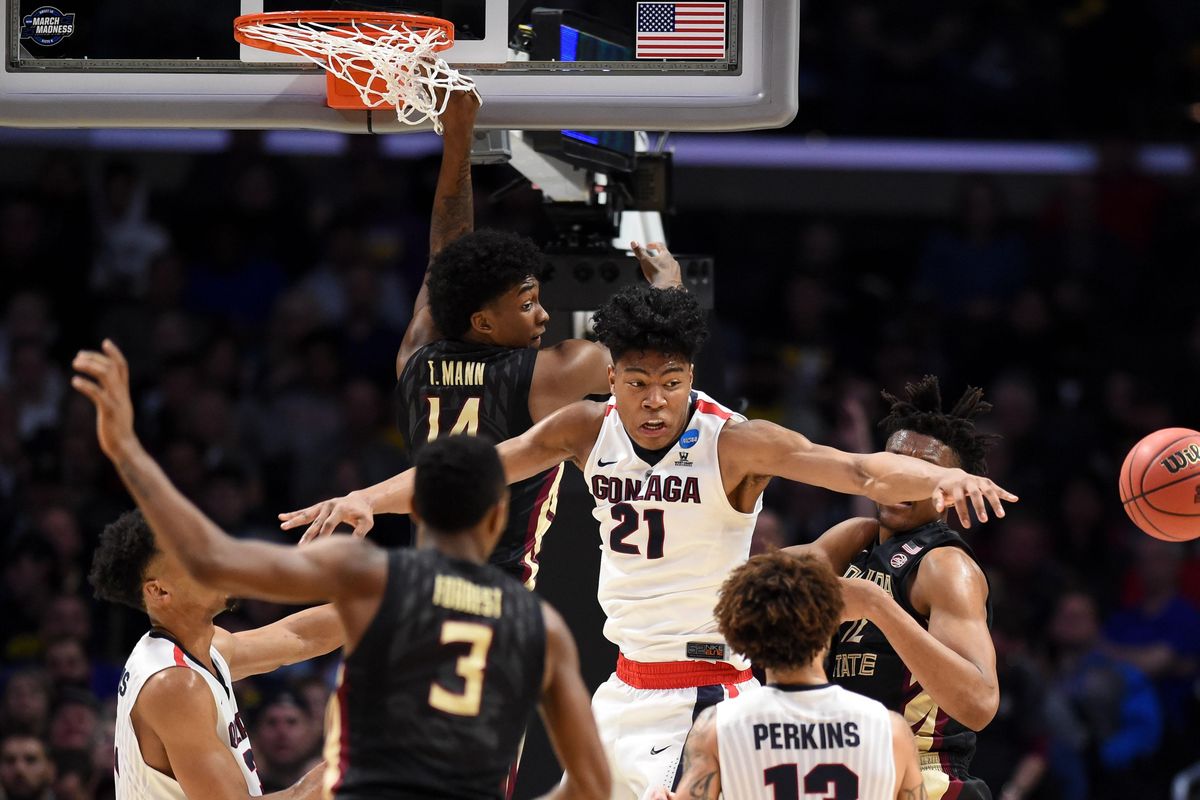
[115,631,262,799]
[583,391,760,668]
[716,684,896,800]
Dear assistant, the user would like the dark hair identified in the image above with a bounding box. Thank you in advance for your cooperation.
[715,552,843,671]
[88,510,157,612]
[878,375,1000,475]
[413,436,506,533]
[426,230,548,338]
[591,286,708,362]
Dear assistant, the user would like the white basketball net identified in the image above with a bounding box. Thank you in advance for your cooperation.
[237,18,480,134]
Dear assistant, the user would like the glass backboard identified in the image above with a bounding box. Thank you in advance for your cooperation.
[2,0,798,132]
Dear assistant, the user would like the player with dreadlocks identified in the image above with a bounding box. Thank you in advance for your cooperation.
[284,292,1017,800]
[791,375,1003,800]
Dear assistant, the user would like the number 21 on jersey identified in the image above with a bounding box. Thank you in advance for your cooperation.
[426,396,480,441]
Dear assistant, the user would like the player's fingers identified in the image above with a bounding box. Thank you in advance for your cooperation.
[72,351,109,378]
[932,490,945,513]
[278,506,317,529]
[630,240,644,254]
[968,484,989,524]
[952,486,971,529]
[351,516,374,538]
[103,339,131,383]
[70,375,102,402]
[317,507,345,538]
[985,485,1009,518]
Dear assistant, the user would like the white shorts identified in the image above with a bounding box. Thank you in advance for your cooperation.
[591,670,760,800]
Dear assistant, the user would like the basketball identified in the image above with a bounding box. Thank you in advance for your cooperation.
[1119,428,1200,541]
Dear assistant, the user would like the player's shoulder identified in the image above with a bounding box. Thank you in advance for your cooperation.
[914,542,986,586]
[137,666,215,719]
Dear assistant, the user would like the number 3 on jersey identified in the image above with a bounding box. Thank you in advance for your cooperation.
[426,396,481,441]
[428,621,493,717]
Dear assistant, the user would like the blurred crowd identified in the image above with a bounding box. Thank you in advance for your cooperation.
[1,134,1200,800]
[795,0,1200,138]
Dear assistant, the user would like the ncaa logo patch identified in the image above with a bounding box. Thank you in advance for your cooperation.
[20,6,76,46]
[678,429,700,449]
[890,553,908,568]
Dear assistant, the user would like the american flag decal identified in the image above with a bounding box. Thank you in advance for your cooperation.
[636,2,727,60]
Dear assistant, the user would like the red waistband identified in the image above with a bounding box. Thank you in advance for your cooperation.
[616,654,753,690]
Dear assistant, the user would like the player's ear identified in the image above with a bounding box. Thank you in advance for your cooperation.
[607,364,616,391]
[470,309,492,335]
[143,579,166,609]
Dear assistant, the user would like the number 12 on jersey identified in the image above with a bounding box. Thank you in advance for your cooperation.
[765,763,858,799]
[426,396,480,441]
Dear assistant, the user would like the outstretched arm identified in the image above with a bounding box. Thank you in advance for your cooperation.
[784,517,880,575]
[397,91,480,376]
[534,603,610,800]
[841,547,998,730]
[213,605,345,682]
[721,420,1017,528]
[280,400,604,542]
[646,705,721,800]
[72,341,386,613]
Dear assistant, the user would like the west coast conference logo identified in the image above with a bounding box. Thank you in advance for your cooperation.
[20,6,76,46]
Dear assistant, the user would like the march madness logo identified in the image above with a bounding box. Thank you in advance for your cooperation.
[20,6,76,46]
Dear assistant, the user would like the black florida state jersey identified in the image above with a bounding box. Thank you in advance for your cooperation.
[828,520,992,780]
[397,340,563,589]
[326,548,546,800]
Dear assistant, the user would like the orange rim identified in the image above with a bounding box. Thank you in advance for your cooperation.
[233,10,455,56]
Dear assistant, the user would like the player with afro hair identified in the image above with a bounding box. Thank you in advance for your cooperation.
[789,375,1010,800]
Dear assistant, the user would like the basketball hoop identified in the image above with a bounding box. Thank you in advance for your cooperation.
[233,11,480,133]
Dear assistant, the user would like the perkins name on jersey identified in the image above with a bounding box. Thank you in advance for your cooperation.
[753,721,861,751]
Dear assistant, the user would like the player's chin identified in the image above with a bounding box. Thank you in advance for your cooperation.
[877,504,916,530]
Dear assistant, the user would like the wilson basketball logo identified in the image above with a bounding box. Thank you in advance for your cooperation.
[1160,443,1200,475]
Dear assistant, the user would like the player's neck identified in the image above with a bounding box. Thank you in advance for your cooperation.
[878,515,944,544]
[765,662,829,687]
[149,616,217,673]
[420,532,489,564]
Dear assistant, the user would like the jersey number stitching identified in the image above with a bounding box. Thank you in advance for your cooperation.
[764,762,859,800]
[428,621,494,717]
[609,503,666,559]
[426,396,481,441]
[839,618,870,645]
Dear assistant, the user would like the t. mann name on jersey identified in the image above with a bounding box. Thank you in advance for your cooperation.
[716,684,896,800]
[115,631,261,799]
[583,391,760,667]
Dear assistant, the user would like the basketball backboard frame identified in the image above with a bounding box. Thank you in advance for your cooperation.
[1,0,798,133]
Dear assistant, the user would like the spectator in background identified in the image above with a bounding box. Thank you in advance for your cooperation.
[46,689,100,754]
[51,747,94,800]
[918,175,1029,322]
[1,672,51,737]
[90,160,170,299]
[0,733,56,800]
[252,691,321,793]
[1105,536,1200,784]
[973,615,1054,800]
[1043,588,1161,800]
[1,538,60,662]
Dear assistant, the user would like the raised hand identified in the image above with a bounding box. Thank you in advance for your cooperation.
[631,240,683,289]
[71,339,136,458]
[279,493,375,544]
[931,470,1018,529]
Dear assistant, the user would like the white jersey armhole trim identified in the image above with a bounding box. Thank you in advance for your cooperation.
[711,416,763,521]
